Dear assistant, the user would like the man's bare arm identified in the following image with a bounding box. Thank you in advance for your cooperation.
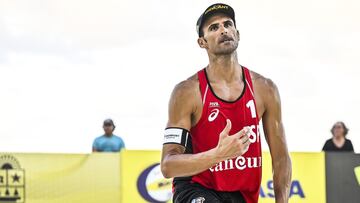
[161,80,221,178]
[161,80,250,178]
[262,79,292,203]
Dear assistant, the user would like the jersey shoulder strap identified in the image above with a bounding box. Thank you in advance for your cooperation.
[197,68,209,104]
[243,66,255,96]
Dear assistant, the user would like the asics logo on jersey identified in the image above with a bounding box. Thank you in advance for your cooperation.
[208,109,220,122]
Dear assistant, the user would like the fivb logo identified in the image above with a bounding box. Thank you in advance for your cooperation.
[355,166,360,185]
[209,102,219,108]
[208,102,220,122]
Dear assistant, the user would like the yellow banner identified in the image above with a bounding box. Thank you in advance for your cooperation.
[0,151,326,203]
[120,151,326,203]
[259,152,326,203]
[120,150,171,203]
[0,153,121,203]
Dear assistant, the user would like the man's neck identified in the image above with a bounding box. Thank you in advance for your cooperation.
[104,133,113,137]
[207,52,241,83]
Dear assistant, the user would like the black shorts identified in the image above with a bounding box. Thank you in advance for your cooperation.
[173,181,246,203]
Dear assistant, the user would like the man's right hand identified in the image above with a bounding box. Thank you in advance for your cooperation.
[215,119,251,161]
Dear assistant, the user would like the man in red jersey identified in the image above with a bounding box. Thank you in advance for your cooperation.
[161,3,292,203]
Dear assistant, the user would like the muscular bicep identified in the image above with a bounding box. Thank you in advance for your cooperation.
[162,81,195,159]
[166,86,193,130]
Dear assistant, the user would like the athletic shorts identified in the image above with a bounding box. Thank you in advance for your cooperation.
[173,181,246,203]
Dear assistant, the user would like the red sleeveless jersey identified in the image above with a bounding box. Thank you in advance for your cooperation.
[190,66,262,203]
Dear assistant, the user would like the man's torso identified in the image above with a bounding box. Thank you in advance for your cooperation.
[94,135,124,152]
[174,66,266,203]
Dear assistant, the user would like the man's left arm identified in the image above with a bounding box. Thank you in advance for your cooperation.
[262,79,292,203]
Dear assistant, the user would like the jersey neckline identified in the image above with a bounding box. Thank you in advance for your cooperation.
[203,66,247,103]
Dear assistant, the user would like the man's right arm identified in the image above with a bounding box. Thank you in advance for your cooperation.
[160,80,250,178]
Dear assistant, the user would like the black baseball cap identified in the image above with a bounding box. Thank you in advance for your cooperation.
[103,119,114,126]
[196,3,236,37]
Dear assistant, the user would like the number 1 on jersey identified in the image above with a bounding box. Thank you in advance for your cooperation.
[246,100,256,118]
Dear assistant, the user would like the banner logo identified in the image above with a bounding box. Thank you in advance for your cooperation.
[0,154,25,203]
[137,163,172,203]
[260,180,305,199]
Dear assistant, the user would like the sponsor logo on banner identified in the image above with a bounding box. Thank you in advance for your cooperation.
[260,152,325,203]
[260,180,305,199]
[137,163,172,203]
[0,154,25,203]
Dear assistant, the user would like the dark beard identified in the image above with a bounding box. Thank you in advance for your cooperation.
[213,41,238,55]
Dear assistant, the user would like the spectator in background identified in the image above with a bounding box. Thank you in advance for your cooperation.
[322,121,354,152]
[92,119,125,152]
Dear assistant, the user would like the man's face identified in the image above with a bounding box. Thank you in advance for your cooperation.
[103,124,114,134]
[199,14,239,55]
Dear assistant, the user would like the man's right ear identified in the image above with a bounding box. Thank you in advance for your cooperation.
[197,37,208,49]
